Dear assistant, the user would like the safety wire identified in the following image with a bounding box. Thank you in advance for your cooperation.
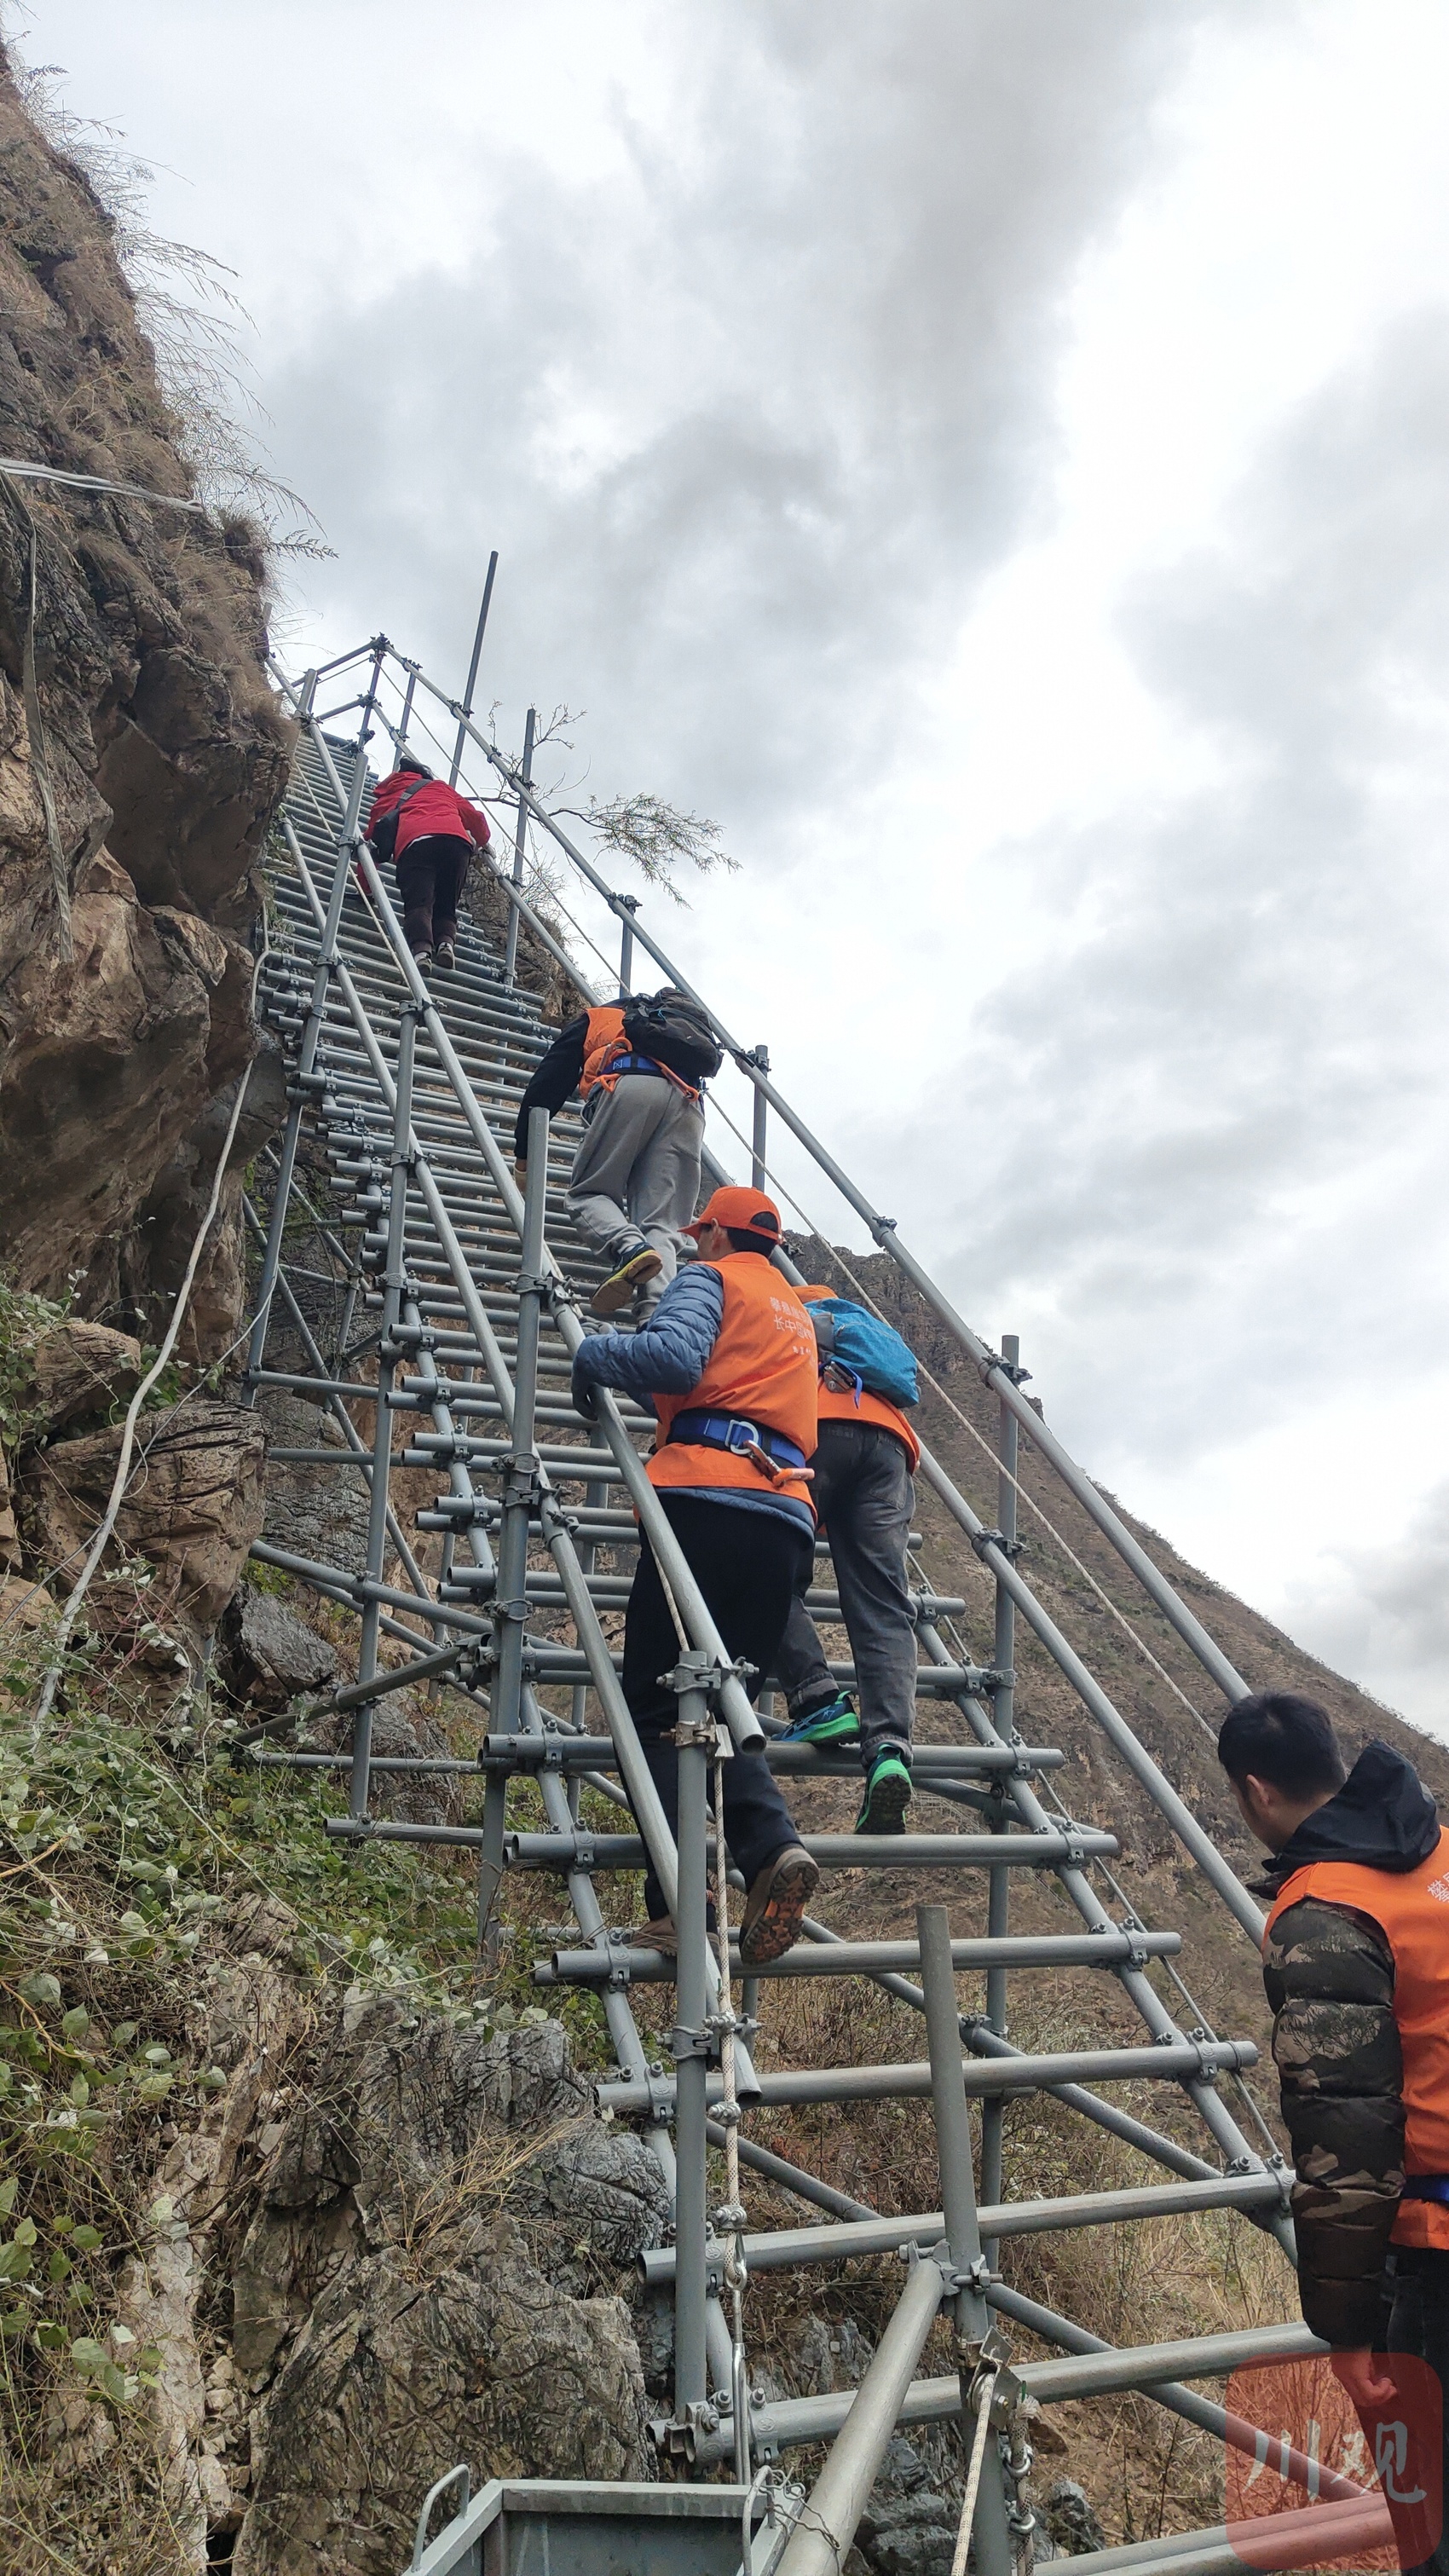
[951,2364,1002,2576]
[703,1085,1217,1744]
[713,1723,751,2482]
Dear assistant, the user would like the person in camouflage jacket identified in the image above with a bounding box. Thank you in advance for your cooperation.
[1219,1692,1449,2576]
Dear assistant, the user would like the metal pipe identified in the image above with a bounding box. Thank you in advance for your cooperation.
[618,892,638,996]
[245,646,383,1400]
[918,1903,1013,2576]
[771,2255,947,2576]
[544,1927,1181,1983]
[704,2121,873,2223]
[696,2318,1324,2468]
[238,1188,435,1610]
[478,1107,549,1941]
[596,2036,1256,2117]
[508,1828,1117,1872]
[352,996,419,1816]
[915,1486,1265,1943]
[417,679,1250,1708]
[671,1660,713,2431]
[448,552,497,786]
[1016,2320,1322,2401]
[1042,2500,1394,2576]
[501,704,534,991]
[639,2171,1285,2284]
[981,1331,1019,2256]
[750,1045,770,1189]
[984,2283,1365,2509]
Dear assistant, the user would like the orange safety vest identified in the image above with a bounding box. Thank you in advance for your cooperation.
[649,1255,819,1510]
[793,1281,921,1470]
[581,1005,631,1098]
[1265,1826,1449,2254]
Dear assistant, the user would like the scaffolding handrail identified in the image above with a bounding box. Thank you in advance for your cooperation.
[390,646,1252,1711]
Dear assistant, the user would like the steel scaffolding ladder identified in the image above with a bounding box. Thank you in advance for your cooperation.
[238,637,1356,2576]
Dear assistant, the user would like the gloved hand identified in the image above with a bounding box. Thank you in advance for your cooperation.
[570,1354,599,1420]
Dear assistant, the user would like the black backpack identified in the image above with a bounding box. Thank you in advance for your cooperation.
[622,989,724,1083]
[367,776,430,864]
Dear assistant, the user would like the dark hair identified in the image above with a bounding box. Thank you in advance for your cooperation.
[1216,1693,1346,1798]
[724,1227,776,1256]
[398,755,430,777]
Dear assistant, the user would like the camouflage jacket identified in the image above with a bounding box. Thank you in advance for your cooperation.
[1263,1895,1401,2347]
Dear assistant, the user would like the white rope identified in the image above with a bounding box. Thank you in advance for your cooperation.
[31,944,267,1736]
[951,2365,1002,2576]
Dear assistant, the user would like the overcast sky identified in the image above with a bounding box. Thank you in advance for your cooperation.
[22,1,1449,1738]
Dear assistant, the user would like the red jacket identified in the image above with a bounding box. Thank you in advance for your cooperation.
[367,771,491,860]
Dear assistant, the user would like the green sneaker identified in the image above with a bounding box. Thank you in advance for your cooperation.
[779,1692,860,1749]
[854,1750,913,1835]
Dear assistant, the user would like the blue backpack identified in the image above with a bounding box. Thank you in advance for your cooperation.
[805,1297,920,1409]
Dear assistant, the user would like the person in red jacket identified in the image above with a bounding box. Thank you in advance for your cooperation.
[366,757,491,973]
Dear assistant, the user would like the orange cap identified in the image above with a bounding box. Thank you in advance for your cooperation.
[684,1185,783,1245]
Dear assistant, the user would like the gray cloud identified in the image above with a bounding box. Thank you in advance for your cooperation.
[263,0,1281,823]
[875,309,1449,1469]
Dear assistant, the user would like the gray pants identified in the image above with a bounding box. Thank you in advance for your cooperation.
[773,1418,917,1765]
[566,1073,704,1296]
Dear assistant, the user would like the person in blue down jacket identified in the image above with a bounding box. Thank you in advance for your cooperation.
[572,1184,820,1968]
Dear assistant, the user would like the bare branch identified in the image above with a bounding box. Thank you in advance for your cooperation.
[582,793,739,907]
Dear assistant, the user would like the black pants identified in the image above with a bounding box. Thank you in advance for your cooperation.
[396,833,470,953]
[1385,2246,1449,2576]
[621,1493,811,1922]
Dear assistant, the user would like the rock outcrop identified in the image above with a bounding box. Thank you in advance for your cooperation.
[0,50,292,1352]
[228,2001,658,2576]
[20,1396,268,1661]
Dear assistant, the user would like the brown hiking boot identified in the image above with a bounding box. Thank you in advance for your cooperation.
[592,1243,662,1316]
[626,1916,678,1958]
[739,1845,818,1967]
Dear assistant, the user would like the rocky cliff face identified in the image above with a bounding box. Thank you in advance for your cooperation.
[0,51,291,1354]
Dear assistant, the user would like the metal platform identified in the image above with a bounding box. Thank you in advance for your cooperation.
[239,634,1337,2576]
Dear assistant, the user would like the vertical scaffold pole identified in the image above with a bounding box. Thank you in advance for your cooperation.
[618,892,639,998]
[919,1903,1013,2576]
[502,705,535,993]
[980,1330,1019,2253]
[670,1651,716,2438]
[245,643,384,1404]
[750,1047,771,1191]
[396,664,417,752]
[448,551,498,786]
[351,997,421,1819]
[478,1106,550,1946]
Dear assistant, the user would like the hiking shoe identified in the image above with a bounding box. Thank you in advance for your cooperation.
[627,1916,678,1958]
[434,938,456,970]
[739,1845,819,1967]
[412,945,434,978]
[778,1691,860,1750]
[854,1750,913,1836]
[591,1243,662,1316]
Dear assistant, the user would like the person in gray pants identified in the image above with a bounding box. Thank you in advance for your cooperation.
[513,995,707,1315]
[567,1072,704,1311]
[772,1321,921,1834]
